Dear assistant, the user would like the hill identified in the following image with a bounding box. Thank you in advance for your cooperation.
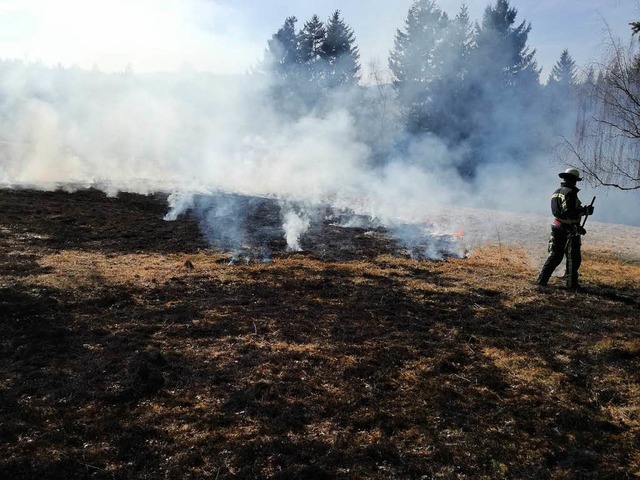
[1,188,639,479]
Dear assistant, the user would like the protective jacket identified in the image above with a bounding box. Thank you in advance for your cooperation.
[551,182,583,226]
[537,182,586,289]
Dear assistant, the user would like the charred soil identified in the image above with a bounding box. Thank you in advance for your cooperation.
[1,189,639,479]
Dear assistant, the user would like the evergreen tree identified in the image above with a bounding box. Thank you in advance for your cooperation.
[298,14,327,94]
[262,16,305,115]
[448,4,474,69]
[264,16,300,81]
[262,12,362,115]
[389,1,449,87]
[389,0,450,134]
[545,50,579,137]
[299,15,325,64]
[321,10,361,88]
[437,4,475,142]
[461,0,542,173]
[584,66,596,86]
[548,49,577,87]
[473,0,539,87]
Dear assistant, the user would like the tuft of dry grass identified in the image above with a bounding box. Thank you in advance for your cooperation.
[1,189,639,479]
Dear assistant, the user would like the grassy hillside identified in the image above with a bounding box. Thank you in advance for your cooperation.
[1,189,639,479]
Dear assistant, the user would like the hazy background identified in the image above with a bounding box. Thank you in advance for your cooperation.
[0,0,638,245]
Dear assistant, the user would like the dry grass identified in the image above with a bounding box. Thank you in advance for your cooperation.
[1,189,639,479]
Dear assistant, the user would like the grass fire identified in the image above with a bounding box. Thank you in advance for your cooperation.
[1,0,640,478]
[1,188,639,478]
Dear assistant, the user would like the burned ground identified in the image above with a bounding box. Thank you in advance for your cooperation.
[1,189,639,479]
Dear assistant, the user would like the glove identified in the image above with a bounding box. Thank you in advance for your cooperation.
[578,226,587,235]
[584,205,595,216]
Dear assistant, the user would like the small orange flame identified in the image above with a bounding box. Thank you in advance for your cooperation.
[454,229,465,239]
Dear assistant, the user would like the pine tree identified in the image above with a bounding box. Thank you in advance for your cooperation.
[321,10,361,88]
[459,0,542,174]
[389,0,450,134]
[545,49,579,136]
[298,14,327,93]
[262,16,306,116]
[474,0,539,87]
[389,1,449,87]
[262,12,361,115]
[548,49,577,88]
[437,5,475,142]
[451,9,474,76]
[299,15,325,64]
[264,16,300,80]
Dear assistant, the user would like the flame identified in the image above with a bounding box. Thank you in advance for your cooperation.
[454,229,465,239]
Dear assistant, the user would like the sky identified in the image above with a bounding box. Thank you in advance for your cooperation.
[0,0,637,80]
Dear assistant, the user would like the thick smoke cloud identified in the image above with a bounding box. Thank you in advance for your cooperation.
[0,1,638,261]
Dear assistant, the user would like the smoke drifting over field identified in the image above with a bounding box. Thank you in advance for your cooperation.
[0,0,638,258]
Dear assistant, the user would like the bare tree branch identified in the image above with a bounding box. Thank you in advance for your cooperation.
[562,35,640,191]
[562,137,640,190]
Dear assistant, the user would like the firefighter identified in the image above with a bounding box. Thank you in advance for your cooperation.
[536,168,595,290]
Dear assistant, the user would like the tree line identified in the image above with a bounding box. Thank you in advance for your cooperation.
[263,0,638,189]
[261,11,361,117]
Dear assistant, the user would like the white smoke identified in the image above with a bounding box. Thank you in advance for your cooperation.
[163,192,195,221]
[0,0,637,264]
[281,207,311,251]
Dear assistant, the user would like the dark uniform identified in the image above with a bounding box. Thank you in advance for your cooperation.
[537,169,593,289]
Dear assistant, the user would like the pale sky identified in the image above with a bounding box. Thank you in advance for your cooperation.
[0,0,637,79]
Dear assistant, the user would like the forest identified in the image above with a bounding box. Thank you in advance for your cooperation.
[261,0,639,190]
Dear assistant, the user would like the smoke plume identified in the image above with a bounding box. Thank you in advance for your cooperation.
[0,0,638,263]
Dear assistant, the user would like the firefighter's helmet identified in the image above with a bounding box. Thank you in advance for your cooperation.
[559,168,582,181]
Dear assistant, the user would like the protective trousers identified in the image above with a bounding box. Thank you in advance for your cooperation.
[537,225,582,289]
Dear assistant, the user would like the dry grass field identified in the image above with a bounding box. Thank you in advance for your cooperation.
[1,189,639,479]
